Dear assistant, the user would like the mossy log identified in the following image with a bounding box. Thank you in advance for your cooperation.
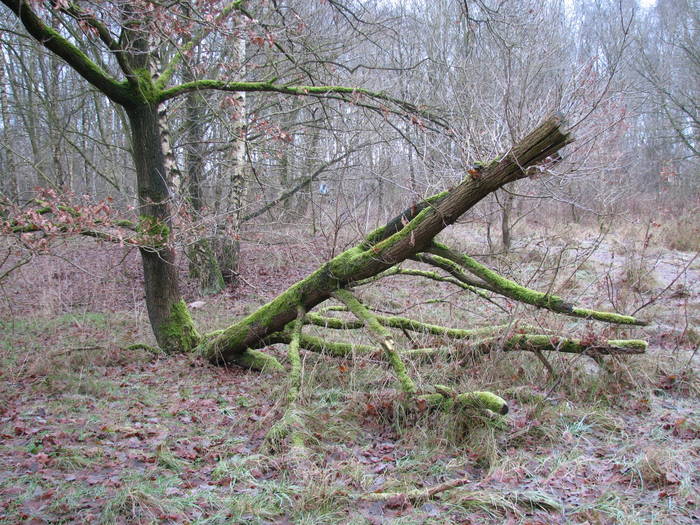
[495,334,648,355]
[190,114,646,393]
[401,334,647,362]
[419,387,509,415]
[201,114,576,364]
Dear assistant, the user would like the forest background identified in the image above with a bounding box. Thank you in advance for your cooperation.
[0,0,698,523]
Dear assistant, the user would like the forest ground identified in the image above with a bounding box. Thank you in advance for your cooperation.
[0,214,698,524]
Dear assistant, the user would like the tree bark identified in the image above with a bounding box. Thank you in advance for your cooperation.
[116,3,199,353]
[126,104,200,353]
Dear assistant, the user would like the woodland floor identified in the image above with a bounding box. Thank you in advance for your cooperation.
[0,218,699,524]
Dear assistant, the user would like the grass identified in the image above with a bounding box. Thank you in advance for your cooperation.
[0,223,699,524]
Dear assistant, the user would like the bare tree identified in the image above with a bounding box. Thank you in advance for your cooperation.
[636,0,699,197]
[0,0,444,352]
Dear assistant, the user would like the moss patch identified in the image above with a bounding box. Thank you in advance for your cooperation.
[136,215,170,248]
[131,68,160,104]
[420,389,509,415]
[160,300,201,353]
[229,349,283,372]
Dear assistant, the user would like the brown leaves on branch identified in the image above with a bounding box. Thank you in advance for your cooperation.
[2,187,246,256]
[1,187,132,251]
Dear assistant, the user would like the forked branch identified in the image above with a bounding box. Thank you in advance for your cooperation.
[332,288,417,394]
[427,241,648,326]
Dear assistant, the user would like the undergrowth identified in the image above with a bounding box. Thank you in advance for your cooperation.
[0,223,698,524]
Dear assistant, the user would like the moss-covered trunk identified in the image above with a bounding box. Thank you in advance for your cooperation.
[127,104,200,352]
[202,115,572,364]
[115,8,199,353]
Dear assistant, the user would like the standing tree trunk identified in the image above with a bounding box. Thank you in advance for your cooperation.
[183,43,228,295]
[48,14,66,190]
[500,191,514,252]
[118,2,200,352]
[126,103,200,352]
[213,34,247,285]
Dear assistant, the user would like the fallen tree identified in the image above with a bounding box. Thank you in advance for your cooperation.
[3,113,650,445]
[187,114,647,439]
[1,1,650,449]
[199,114,646,365]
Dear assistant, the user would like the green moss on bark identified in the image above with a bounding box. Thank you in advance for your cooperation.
[201,258,338,362]
[160,299,201,353]
[420,390,508,415]
[137,215,171,248]
[304,313,510,342]
[606,339,648,349]
[499,334,647,354]
[433,244,568,310]
[456,391,509,414]
[197,334,282,371]
[360,190,449,248]
[571,308,647,326]
[265,408,303,448]
[230,349,284,372]
[132,68,160,104]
